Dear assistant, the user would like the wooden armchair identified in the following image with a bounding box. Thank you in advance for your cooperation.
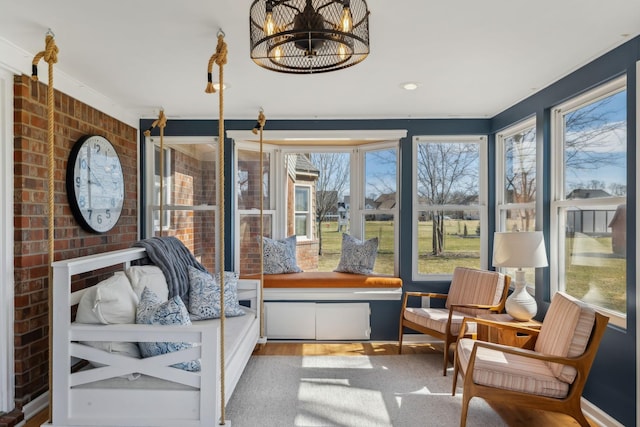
[398,267,509,375]
[452,292,609,427]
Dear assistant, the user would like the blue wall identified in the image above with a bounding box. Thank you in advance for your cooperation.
[140,34,640,425]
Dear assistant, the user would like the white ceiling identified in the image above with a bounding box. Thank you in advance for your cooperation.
[1,0,639,121]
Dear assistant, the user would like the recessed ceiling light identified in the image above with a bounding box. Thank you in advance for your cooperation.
[402,82,419,91]
[213,82,228,91]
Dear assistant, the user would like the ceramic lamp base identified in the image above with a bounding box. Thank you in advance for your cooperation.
[505,270,537,321]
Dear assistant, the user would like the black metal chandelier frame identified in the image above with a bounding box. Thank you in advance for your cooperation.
[249,0,370,74]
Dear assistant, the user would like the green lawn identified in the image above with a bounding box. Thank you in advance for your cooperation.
[314,221,626,314]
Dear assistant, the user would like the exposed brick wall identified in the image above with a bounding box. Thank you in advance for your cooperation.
[12,75,138,409]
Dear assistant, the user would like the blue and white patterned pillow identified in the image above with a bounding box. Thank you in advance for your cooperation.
[334,233,379,275]
[188,267,246,320]
[262,235,302,274]
[135,287,200,372]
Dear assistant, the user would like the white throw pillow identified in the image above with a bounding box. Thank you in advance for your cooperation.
[75,272,141,366]
[126,265,169,301]
[76,272,138,324]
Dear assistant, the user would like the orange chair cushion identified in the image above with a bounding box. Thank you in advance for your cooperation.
[241,272,402,288]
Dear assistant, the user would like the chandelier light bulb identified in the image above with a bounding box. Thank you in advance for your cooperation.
[338,44,348,60]
[273,46,283,62]
[264,11,276,36]
[341,7,353,32]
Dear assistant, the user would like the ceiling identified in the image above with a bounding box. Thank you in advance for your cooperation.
[1,0,639,122]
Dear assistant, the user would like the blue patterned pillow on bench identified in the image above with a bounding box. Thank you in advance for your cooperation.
[262,235,303,274]
[188,267,246,320]
[135,287,201,372]
[334,233,378,275]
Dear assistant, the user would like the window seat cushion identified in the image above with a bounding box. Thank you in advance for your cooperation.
[242,272,402,288]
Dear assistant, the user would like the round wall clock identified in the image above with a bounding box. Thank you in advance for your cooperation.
[66,135,125,233]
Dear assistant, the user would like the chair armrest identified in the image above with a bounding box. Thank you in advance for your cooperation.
[469,339,583,369]
[401,292,447,309]
[449,303,502,311]
[404,292,447,299]
[456,316,541,340]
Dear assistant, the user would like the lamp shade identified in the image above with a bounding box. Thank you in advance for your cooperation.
[492,231,548,269]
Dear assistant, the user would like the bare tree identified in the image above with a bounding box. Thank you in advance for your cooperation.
[416,142,478,255]
[310,152,350,255]
[504,130,536,231]
[564,95,626,192]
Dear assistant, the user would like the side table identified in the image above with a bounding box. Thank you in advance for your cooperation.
[476,313,542,349]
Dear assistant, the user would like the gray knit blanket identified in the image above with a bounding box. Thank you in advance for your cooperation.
[133,236,207,305]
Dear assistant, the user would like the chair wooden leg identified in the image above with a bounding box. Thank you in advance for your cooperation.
[398,323,404,354]
[442,345,449,376]
[451,351,459,395]
[459,393,471,427]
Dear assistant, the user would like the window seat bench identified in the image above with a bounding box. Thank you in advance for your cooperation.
[244,271,403,288]
[242,272,402,340]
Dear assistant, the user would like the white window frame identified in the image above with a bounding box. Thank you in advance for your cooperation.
[144,136,220,269]
[152,144,172,233]
[412,135,488,281]
[294,183,313,240]
[495,118,539,290]
[0,66,15,413]
[358,141,400,276]
[495,117,537,231]
[228,129,406,275]
[550,75,627,328]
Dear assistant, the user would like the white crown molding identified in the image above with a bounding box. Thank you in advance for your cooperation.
[0,36,139,129]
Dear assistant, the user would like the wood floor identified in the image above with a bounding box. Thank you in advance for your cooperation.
[25,342,594,427]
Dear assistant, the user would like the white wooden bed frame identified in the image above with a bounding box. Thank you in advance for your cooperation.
[45,247,262,427]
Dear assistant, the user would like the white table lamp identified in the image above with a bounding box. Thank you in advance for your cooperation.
[492,231,548,321]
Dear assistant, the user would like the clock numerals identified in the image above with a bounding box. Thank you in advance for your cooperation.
[67,135,125,233]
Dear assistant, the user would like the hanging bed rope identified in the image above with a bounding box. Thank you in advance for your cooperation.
[31,29,59,422]
[205,30,228,426]
[143,110,168,235]
[252,110,267,340]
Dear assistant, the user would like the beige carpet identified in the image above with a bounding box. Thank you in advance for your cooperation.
[225,354,506,426]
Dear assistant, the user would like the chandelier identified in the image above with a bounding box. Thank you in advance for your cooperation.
[249,0,370,74]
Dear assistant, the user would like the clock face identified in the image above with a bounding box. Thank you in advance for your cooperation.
[66,135,125,233]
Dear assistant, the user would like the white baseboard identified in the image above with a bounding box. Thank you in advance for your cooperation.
[15,392,48,426]
[582,398,624,427]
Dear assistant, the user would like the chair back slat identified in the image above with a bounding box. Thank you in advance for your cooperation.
[446,267,506,315]
[535,292,596,383]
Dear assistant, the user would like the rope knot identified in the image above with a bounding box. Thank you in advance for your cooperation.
[44,35,59,64]
[32,34,59,81]
[205,34,227,93]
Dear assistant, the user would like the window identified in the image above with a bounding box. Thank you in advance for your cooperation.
[551,76,627,324]
[231,130,404,277]
[236,147,273,276]
[412,136,488,279]
[496,118,538,287]
[144,136,219,272]
[294,184,312,239]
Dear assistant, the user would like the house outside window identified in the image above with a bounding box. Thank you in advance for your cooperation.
[551,76,627,326]
[495,118,538,287]
[412,135,488,280]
